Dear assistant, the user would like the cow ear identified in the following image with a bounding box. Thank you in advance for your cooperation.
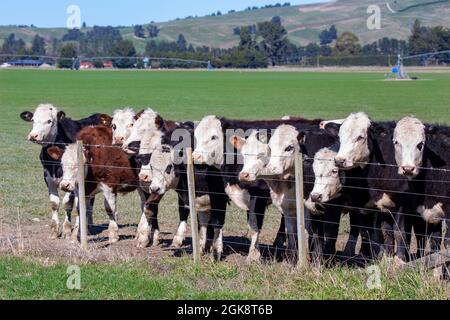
[20,111,33,122]
[57,111,66,121]
[155,115,164,130]
[134,109,145,121]
[324,123,340,137]
[99,114,112,126]
[297,131,306,144]
[230,135,246,150]
[426,126,438,135]
[47,146,64,160]
[371,124,387,137]
[255,131,268,144]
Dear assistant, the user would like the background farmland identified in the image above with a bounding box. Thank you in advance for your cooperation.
[1,0,450,50]
[0,69,449,299]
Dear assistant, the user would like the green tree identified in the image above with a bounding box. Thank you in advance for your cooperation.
[58,43,78,68]
[147,24,160,38]
[176,34,187,51]
[257,18,289,66]
[134,25,145,38]
[31,35,46,56]
[111,39,136,68]
[1,34,26,55]
[239,26,255,50]
[333,32,361,56]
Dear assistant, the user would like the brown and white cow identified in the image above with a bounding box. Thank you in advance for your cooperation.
[47,126,150,244]
[20,104,111,239]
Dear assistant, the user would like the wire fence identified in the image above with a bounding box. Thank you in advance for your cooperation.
[18,134,450,270]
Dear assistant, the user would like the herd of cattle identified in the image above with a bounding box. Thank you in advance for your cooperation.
[19,104,450,270]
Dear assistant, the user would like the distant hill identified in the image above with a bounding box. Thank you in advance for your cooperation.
[1,0,450,53]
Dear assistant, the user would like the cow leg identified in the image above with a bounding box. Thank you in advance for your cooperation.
[284,212,298,263]
[273,214,286,248]
[426,221,443,254]
[61,192,75,239]
[322,205,341,261]
[209,194,227,261]
[87,196,95,231]
[393,209,408,263]
[344,211,360,257]
[308,213,324,264]
[198,211,210,254]
[48,182,60,240]
[359,212,380,260]
[136,198,160,248]
[246,196,268,262]
[379,213,394,258]
[172,197,190,248]
[136,189,150,244]
[103,188,119,244]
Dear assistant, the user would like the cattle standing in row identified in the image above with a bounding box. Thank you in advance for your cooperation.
[139,124,229,258]
[233,125,340,261]
[334,112,431,262]
[20,104,111,239]
[47,125,151,244]
[193,116,326,261]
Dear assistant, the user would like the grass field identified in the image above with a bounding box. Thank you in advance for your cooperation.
[0,69,449,299]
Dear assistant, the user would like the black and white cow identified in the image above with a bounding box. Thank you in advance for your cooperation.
[333,112,423,262]
[233,125,340,261]
[394,116,450,258]
[139,123,229,258]
[192,116,325,261]
[20,104,111,239]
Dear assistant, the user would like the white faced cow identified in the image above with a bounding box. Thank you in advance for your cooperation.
[111,108,136,146]
[20,104,109,239]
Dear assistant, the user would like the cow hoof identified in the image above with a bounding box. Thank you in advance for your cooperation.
[136,239,149,248]
[246,249,261,263]
[62,222,72,239]
[50,221,60,239]
[109,235,119,244]
[171,235,184,248]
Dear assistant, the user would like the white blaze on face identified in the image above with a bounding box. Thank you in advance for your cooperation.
[394,116,425,178]
[335,112,371,169]
[59,144,81,192]
[193,116,224,166]
[149,145,178,195]
[266,125,300,176]
[236,131,270,182]
[111,108,135,146]
[309,148,342,203]
[123,109,158,152]
[28,104,58,143]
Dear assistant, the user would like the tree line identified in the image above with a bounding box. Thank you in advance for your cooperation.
[1,18,449,68]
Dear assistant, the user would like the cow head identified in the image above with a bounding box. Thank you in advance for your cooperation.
[265,125,305,177]
[20,104,64,144]
[123,109,161,154]
[47,144,83,192]
[231,131,270,183]
[192,116,224,167]
[308,148,343,205]
[111,108,135,146]
[335,112,371,170]
[393,116,425,178]
[147,145,179,196]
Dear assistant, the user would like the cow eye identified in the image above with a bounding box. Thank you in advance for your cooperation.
[211,135,218,141]
[127,123,133,128]
[332,169,339,175]
[165,165,173,174]
[357,136,365,142]
[285,145,294,152]
[47,120,52,124]
[417,143,424,151]
[112,124,117,130]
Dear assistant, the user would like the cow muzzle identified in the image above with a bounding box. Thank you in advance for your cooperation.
[239,172,256,183]
[399,165,418,177]
[310,193,323,203]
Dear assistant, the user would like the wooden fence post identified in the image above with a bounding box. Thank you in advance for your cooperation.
[186,147,200,263]
[295,151,308,268]
[77,140,88,251]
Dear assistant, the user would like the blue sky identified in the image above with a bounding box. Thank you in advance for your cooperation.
[0,0,328,27]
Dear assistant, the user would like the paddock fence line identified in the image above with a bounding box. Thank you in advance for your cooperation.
[24,139,450,270]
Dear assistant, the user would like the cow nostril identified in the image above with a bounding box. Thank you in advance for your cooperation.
[335,158,345,166]
[311,193,323,203]
[151,187,161,194]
